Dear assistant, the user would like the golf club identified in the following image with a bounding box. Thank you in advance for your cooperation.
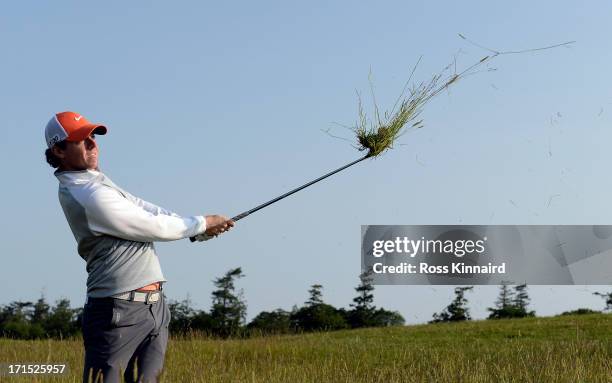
[190,154,369,242]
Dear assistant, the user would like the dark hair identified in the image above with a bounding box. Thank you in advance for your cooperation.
[45,140,68,168]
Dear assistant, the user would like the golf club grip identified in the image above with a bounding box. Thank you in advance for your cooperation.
[189,214,247,242]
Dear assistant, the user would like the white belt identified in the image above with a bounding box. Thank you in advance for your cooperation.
[112,290,161,304]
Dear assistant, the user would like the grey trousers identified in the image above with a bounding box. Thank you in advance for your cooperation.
[82,293,170,383]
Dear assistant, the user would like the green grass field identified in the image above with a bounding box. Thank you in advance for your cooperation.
[1,314,610,382]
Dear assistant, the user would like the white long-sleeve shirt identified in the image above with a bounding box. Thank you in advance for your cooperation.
[55,169,207,297]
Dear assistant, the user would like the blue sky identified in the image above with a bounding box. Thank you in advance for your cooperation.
[1,1,610,323]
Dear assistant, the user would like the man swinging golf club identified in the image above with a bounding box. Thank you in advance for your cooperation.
[44,111,234,382]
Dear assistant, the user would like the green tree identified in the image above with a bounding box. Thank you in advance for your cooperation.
[1,298,81,339]
[512,283,535,316]
[0,301,34,338]
[593,291,612,311]
[306,284,323,306]
[190,311,215,334]
[559,308,600,316]
[291,284,347,331]
[45,298,79,338]
[167,295,218,335]
[32,295,50,325]
[347,271,377,328]
[291,304,347,332]
[247,309,292,334]
[488,282,535,319]
[371,308,405,326]
[496,281,513,309]
[352,272,375,311]
[488,281,517,319]
[344,272,405,328]
[4,301,34,322]
[430,287,473,323]
[210,267,247,337]
[168,295,197,334]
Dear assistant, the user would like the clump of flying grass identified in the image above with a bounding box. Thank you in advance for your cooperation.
[354,58,478,158]
[353,35,575,158]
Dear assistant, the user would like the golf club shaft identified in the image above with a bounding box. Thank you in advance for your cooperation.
[190,155,369,242]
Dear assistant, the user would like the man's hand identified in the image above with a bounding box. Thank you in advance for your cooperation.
[204,215,235,237]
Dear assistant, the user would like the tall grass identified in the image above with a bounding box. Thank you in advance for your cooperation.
[0,314,610,382]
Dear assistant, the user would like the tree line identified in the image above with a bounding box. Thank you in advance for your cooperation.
[429,281,609,323]
[1,270,610,339]
[167,268,403,337]
[0,269,403,339]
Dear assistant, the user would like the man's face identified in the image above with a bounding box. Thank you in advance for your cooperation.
[53,134,99,171]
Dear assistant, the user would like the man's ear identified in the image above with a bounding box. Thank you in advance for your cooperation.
[51,145,66,159]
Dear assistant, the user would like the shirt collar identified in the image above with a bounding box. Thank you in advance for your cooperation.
[55,169,102,186]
